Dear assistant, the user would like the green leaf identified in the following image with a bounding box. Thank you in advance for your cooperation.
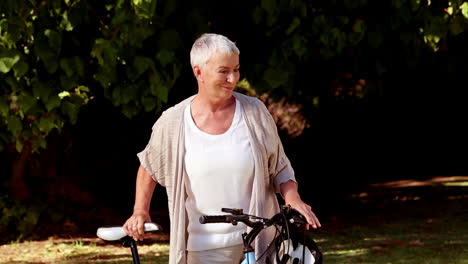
[286,17,301,35]
[4,75,18,90]
[61,101,78,124]
[60,10,74,31]
[34,44,59,74]
[7,115,22,136]
[111,9,131,26]
[461,2,468,19]
[111,86,122,105]
[291,34,307,58]
[33,137,47,151]
[120,83,139,104]
[128,56,154,80]
[263,68,289,89]
[13,59,28,78]
[352,19,365,33]
[60,57,74,77]
[171,63,181,86]
[77,85,89,93]
[37,116,55,134]
[44,29,62,53]
[149,72,169,103]
[59,91,70,99]
[15,140,23,153]
[94,68,117,88]
[121,103,138,118]
[69,93,85,105]
[449,16,465,35]
[91,38,117,66]
[141,96,156,111]
[0,49,20,73]
[34,35,59,74]
[18,93,37,114]
[18,206,41,235]
[0,97,8,117]
[156,50,175,67]
[45,95,61,112]
[60,75,77,91]
[131,0,157,19]
[32,80,52,101]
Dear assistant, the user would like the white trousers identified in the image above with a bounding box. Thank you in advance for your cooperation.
[187,244,244,264]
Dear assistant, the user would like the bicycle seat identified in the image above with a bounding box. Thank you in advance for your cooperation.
[97,222,162,241]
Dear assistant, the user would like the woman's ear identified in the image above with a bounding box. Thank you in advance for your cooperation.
[193,66,203,82]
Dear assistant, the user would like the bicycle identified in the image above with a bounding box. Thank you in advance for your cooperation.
[200,205,323,264]
[96,205,322,264]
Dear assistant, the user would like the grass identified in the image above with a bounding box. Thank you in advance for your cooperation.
[0,177,467,264]
[313,177,468,264]
[0,238,169,263]
[314,212,468,264]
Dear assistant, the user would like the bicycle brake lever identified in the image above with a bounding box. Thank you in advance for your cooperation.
[221,208,243,215]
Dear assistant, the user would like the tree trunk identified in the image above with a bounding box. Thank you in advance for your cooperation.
[10,143,31,200]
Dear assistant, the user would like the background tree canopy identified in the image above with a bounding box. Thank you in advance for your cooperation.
[0,0,467,241]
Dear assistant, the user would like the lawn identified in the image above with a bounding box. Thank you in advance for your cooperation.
[0,176,467,264]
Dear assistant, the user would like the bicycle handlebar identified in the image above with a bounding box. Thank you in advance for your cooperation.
[200,205,308,253]
[199,205,307,228]
[199,214,252,225]
[199,215,229,224]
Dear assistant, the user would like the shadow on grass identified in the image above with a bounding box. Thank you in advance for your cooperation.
[59,251,169,264]
[313,176,468,264]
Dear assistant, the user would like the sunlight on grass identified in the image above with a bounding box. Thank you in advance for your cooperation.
[325,248,369,257]
[442,181,468,187]
[0,238,169,264]
[313,194,468,264]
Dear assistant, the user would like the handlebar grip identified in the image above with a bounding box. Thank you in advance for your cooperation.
[199,215,229,224]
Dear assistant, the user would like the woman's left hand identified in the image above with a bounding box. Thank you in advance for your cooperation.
[287,198,321,230]
[280,180,322,230]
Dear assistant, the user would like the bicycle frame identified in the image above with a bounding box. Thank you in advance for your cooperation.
[241,251,256,264]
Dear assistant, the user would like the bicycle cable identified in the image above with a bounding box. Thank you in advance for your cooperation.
[255,223,282,262]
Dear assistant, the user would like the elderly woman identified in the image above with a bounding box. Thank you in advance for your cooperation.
[123,33,321,264]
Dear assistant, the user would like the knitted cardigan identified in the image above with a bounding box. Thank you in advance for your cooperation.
[137,92,296,264]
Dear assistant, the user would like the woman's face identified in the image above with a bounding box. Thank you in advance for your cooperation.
[198,52,240,99]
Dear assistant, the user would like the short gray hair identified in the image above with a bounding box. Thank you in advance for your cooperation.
[190,33,240,68]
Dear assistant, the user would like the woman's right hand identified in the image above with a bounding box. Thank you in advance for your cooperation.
[123,209,152,241]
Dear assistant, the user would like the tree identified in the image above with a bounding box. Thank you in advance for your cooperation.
[1,0,467,199]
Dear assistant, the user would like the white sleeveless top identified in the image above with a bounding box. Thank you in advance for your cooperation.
[183,99,254,251]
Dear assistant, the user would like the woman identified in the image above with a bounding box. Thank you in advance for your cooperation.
[123,33,321,264]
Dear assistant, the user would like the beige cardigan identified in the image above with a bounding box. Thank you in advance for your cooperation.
[137,92,296,264]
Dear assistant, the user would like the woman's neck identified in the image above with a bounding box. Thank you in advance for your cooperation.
[192,93,235,113]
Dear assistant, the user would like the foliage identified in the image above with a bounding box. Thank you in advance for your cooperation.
[0,0,184,153]
[0,195,47,243]
[1,0,467,154]
[0,0,93,153]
